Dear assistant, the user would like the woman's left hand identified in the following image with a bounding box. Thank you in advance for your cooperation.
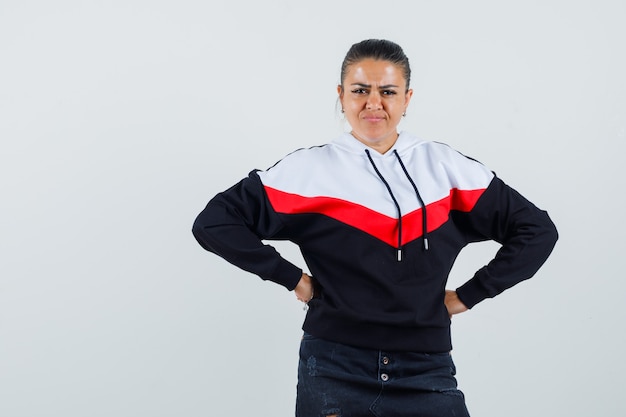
[445,290,468,317]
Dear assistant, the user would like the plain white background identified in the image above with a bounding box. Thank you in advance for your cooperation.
[1,1,624,416]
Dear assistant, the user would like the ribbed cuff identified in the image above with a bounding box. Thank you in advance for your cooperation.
[269,260,303,291]
[455,277,490,309]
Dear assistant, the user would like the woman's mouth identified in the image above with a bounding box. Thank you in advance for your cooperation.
[363,114,386,122]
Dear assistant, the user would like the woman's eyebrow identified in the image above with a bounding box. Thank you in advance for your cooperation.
[350,83,399,89]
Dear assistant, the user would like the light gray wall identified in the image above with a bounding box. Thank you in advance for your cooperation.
[1,1,624,416]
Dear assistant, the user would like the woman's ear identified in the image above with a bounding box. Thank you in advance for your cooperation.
[404,88,414,107]
[337,85,344,110]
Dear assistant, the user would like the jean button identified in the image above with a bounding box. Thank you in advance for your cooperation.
[381,373,389,381]
[382,356,389,365]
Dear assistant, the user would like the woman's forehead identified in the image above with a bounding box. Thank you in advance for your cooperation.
[344,59,406,85]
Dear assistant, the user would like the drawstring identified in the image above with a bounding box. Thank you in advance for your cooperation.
[393,150,429,251]
[365,149,404,261]
[365,149,430,262]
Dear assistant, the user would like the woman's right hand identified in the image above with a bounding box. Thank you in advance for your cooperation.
[294,273,314,304]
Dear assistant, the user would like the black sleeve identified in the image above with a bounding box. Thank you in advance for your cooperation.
[455,177,559,308]
[192,171,303,290]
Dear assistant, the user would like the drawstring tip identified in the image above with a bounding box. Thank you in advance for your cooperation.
[423,238,429,251]
[397,249,402,262]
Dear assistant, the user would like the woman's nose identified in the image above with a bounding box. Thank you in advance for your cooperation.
[366,91,382,110]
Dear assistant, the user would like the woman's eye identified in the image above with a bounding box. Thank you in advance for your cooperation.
[382,90,397,95]
[351,89,367,94]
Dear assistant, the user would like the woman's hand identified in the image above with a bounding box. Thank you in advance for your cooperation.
[445,290,468,317]
[294,273,314,304]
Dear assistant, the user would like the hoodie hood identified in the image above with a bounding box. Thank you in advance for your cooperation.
[331,131,426,158]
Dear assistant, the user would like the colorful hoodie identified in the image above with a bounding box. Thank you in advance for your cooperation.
[192,132,558,352]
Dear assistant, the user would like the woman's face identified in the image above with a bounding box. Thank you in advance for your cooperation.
[338,59,413,154]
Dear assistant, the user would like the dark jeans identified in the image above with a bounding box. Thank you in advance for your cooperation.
[296,333,470,417]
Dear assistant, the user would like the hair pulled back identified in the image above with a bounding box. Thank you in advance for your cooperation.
[340,39,411,91]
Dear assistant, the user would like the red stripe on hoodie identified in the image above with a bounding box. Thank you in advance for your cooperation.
[264,186,486,247]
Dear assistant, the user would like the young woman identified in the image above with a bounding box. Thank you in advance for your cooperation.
[192,39,558,417]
